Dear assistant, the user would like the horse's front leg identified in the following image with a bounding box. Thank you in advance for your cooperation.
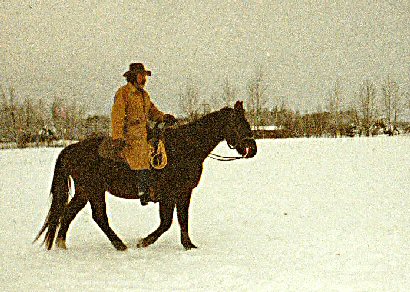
[137,198,175,248]
[177,192,197,250]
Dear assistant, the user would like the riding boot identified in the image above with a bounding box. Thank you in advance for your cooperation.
[136,169,151,206]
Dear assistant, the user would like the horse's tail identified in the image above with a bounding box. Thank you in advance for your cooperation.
[34,150,70,250]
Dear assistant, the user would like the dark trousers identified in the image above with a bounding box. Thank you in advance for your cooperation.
[135,169,150,194]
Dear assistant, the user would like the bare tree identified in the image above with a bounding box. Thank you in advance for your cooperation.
[23,97,36,134]
[357,79,377,136]
[407,91,410,121]
[35,98,47,129]
[65,101,86,140]
[7,86,20,142]
[220,77,238,107]
[327,79,343,137]
[382,76,402,132]
[0,87,9,141]
[247,66,268,129]
[179,82,200,121]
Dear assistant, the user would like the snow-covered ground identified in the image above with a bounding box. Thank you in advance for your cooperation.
[1,137,409,291]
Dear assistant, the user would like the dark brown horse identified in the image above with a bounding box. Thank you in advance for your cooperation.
[34,101,257,251]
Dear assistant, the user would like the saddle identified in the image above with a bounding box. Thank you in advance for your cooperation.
[98,122,168,169]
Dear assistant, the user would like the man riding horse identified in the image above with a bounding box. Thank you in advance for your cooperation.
[111,63,176,205]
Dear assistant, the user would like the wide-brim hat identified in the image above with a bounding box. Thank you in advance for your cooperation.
[123,63,152,77]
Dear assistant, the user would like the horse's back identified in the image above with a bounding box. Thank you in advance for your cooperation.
[57,136,106,177]
[61,136,105,155]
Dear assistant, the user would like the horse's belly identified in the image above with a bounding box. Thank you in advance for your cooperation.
[107,189,139,200]
[107,177,140,199]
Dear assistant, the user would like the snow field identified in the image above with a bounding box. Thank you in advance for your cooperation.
[0,136,409,291]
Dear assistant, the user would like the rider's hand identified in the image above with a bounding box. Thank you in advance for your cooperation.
[163,114,177,125]
[112,139,126,151]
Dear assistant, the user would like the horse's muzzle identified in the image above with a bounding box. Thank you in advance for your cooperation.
[238,138,257,158]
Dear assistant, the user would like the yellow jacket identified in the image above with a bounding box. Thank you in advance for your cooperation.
[111,82,164,170]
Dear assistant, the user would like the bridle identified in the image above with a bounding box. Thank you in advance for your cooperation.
[208,127,254,161]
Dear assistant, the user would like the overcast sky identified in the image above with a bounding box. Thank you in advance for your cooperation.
[1,0,409,116]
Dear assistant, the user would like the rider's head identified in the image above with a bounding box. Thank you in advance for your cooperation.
[123,63,151,88]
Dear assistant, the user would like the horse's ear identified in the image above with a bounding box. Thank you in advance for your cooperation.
[234,101,244,111]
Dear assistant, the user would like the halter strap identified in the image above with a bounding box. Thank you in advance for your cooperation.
[211,133,254,161]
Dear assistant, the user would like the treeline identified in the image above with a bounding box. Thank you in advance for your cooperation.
[251,107,409,139]
[179,71,410,138]
[0,86,110,146]
[251,77,410,138]
[1,72,409,147]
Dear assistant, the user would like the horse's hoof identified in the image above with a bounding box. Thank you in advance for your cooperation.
[137,238,149,248]
[183,243,197,250]
[113,241,127,251]
[56,238,67,250]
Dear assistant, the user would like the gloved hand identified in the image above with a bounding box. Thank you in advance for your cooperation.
[112,139,126,152]
[163,114,177,125]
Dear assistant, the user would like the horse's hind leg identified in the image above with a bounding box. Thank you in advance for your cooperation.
[89,194,127,251]
[56,191,88,249]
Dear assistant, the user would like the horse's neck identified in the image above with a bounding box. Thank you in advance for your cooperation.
[169,113,225,162]
[193,122,224,160]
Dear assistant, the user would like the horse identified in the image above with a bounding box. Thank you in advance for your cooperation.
[34,101,257,251]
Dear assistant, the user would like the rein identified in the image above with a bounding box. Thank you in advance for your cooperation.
[208,153,245,161]
[208,136,254,162]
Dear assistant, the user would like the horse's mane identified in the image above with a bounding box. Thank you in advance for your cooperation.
[165,107,232,137]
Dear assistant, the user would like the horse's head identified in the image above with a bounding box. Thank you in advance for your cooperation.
[222,101,257,159]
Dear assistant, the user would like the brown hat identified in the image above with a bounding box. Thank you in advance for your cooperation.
[123,63,152,77]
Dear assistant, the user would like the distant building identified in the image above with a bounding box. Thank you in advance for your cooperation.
[251,125,283,139]
[251,125,279,131]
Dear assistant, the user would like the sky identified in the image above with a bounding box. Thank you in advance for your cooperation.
[1,0,409,116]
